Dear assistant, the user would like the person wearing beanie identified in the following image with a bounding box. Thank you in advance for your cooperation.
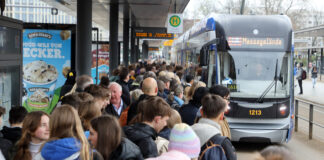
[146,150,190,160]
[168,123,201,160]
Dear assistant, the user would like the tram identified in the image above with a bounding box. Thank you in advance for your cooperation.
[172,14,294,143]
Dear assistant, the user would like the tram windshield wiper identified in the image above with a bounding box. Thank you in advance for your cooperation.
[257,59,278,103]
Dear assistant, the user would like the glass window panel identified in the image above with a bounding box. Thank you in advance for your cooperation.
[0,65,21,128]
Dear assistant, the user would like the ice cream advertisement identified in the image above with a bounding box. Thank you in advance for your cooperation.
[91,43,109,84]
[23,29,71,113]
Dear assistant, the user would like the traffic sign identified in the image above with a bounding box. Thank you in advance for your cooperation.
[167,13,183,33]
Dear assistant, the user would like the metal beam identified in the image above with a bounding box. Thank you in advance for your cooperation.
[123,3,130,66]
[109,0,119,75]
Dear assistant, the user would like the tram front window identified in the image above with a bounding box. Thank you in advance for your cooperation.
[220,51,289,98]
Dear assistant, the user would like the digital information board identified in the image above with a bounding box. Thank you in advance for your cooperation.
[134,27,174,39]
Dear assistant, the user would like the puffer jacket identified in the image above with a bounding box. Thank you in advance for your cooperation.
[109,138,144,160]
[123,123,158,159]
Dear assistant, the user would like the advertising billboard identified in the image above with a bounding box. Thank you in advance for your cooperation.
[91,43,109,84]
[22,29,71,113]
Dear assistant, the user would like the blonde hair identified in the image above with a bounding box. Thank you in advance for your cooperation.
[167,109,182,129]
[49,105,90,160]
[186,81,206,101]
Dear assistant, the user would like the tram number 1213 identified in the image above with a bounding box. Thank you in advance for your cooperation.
[249,109,262,116]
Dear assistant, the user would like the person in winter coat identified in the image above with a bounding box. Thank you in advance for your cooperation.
[296,63,303,94]
[156,109,182,155]
[123,97,172,159]
[1,106,27,145]
[11,111,49,160]
[89,115,143,160]
[35,105,90,160]
[191,94,237,160]
[0,107,12,160]
[209,85,232,139]
[179,87,209,125]
[105,82,128,118]
[117,67,131,106]
[311,66,318,88]
[127,77,158,124]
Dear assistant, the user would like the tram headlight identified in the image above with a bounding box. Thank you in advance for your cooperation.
[224,105,231,115]
[279,105,287,116]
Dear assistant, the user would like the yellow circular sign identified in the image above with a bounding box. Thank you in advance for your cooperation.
[169,15,181,27]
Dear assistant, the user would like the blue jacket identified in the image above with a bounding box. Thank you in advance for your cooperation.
[174,96,184,106]
[40,137,81,160]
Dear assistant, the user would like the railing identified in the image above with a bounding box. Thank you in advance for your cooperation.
[295,98,324,139]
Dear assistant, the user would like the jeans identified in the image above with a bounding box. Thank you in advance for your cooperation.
[298,79,303,94]
[312,78,316,87]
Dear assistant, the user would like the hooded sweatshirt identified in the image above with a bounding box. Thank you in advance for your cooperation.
[191,118,221,147]
[1,126,22,145]
[36,137,81,160]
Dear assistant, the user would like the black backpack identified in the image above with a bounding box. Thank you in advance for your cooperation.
[199,134,237,160]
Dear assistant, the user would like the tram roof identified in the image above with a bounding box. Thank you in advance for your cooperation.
[184,14,293,42]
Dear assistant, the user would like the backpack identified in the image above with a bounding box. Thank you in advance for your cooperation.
[302,69,307,80]
[199,135,227,160]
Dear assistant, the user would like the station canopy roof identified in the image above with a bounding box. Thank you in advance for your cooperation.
[294,25,324,37]
[41,0,190,46]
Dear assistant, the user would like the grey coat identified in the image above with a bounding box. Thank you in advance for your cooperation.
[191,118,222,147]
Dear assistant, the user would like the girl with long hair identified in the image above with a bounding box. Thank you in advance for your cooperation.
[35,105,90,160]
[12,111,49,160]
[311,66,318,88]
[89,115,143,160]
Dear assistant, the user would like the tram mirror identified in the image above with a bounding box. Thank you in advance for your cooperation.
[200,47,208,66]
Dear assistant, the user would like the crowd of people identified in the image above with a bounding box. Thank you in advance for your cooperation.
[0,61,294,160]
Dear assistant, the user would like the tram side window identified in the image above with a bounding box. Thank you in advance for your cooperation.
[279,56,288,89]
[220,52,236,85]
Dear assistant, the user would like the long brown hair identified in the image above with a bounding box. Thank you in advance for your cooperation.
[78,101,102,131]
[90,115,122,160]
[49,105,90,160]
[14,111,49,160]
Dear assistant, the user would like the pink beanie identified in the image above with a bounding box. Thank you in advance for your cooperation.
[146,150,190,160]
[168,123,201,158]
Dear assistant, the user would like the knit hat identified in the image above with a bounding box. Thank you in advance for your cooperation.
[168,123,201,158]
[146,150,190,160]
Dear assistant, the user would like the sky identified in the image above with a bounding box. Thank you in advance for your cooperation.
[184,0,324,17]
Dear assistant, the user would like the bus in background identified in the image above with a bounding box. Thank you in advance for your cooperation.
[176,14,294,143]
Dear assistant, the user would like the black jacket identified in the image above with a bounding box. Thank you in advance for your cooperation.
[110,138,144,160]
[105,101,128,118]
[178,101,200,126]
[117,80,131,106]
[0,132,12,160]
[1,126,22,145]
[123,123,158,159]
[127,94,154,124]
[158,127,171,140]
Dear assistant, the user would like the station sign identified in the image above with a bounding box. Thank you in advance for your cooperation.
[149,47,159,51]
[134,27,174,39]
[167,13,183,33]
[163,40,174,46]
